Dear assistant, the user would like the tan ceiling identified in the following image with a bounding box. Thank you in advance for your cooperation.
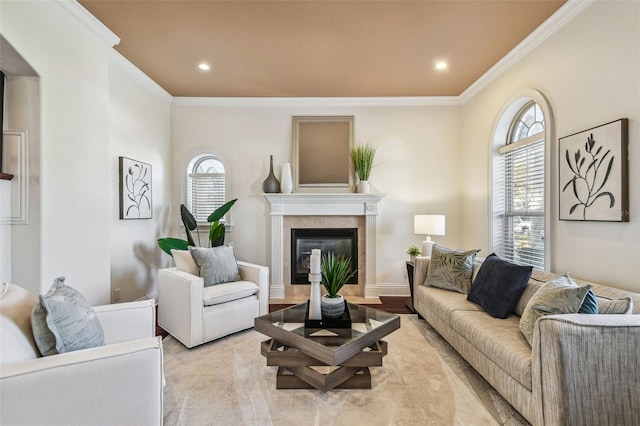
[79,0,566,97]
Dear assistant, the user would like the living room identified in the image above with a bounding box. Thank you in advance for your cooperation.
[0,0,638,424]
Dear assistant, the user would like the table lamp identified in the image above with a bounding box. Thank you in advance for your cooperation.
[414,215,445,257]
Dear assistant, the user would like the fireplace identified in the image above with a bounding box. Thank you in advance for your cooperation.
[263,193,385,299]
[291,228,358,285]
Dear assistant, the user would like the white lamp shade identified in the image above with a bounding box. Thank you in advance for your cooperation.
[414,215,445,257]
[414,215,446,236]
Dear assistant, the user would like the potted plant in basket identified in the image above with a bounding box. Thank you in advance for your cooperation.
[350,143,376,193]
[407,245,421,262]
[320,252,357,318]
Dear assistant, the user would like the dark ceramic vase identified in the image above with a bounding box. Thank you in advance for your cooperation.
[262,155,281,193]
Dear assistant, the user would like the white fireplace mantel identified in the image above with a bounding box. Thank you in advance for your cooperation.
[264,193,385,299]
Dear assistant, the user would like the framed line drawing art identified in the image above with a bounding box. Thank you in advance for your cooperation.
[119,156,152,219]
[559,118,628,222]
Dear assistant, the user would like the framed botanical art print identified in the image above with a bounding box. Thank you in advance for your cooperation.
[559,118,628,222]
[119,156,152,219]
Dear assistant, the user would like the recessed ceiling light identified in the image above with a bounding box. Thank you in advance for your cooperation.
[435,61,448,70]
[198,63,211,71]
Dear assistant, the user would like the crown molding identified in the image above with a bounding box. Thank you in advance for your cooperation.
[109,50,173,103]
[459,0,593,103]
[171,96,461,107]
[56,0,591,108]
[53,0,120,48]
[55,1,171,102]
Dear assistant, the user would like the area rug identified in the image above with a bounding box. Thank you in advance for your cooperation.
[162,315,527,425]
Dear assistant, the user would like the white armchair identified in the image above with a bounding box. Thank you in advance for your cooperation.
[158,260,269,348]
[0,283,163,426]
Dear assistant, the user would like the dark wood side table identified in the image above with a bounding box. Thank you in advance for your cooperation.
[406,261,415,313]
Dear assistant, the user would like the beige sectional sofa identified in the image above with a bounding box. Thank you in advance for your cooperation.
[413,257,640,426]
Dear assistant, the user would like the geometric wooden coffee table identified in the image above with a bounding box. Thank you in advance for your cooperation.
[254,302,400,391]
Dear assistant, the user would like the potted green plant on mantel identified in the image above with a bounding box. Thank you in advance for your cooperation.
[157,199,237,256]
[320,252,357,318]
[407,245,421,262]
[350,143,376,193]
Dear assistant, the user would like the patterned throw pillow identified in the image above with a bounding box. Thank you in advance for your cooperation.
[188,245,241,287]
[31,277,105,356]
[578,288,599,314]
[519,275,593,346]
[424,245,480,293]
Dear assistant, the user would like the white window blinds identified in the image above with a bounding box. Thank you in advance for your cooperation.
[494,138,545,269]
[493,98,547,270]
[187,155,227,223]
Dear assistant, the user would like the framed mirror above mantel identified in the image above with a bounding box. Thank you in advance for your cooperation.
[291,116,354,193]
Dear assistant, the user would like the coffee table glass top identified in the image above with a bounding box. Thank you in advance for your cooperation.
[255,302,401,388]
[255,302,400,349]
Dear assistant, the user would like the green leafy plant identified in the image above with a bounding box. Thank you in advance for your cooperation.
[320,252,357,298]
[407,245,421,257]
[562,133,615,220]
[157,199,237,256]
[350,143,376,181]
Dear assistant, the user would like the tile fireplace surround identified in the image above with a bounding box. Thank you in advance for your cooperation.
[263,193,385,300]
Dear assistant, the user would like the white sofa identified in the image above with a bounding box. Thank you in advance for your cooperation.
[0,283,163,426]
[158,260,269,348]
[413,257,640,425]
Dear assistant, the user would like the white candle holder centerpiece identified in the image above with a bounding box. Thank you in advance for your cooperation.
[308,249,322,320]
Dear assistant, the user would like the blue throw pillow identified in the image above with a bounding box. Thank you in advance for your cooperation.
[565,273,599,314]
[31,277,105,356]
[578,289,599,314]
[467,253,533,319]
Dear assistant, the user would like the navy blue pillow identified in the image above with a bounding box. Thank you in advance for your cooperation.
[467,253,533,319]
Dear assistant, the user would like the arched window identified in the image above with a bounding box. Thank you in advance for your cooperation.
[493,99,547,269]
[186,154,227,223]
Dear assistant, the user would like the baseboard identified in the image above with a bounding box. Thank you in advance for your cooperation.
[376,283,410,297]
[269,295,382,305]
[269,283,409,302]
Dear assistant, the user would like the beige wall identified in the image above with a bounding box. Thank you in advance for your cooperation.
[4,77,41,295]
[108,59,172,302]
[171,102,463,289]
[1,1,172,303]
[460,0,640,291]
[3,0,637,300]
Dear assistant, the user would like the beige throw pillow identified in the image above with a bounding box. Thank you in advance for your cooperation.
[597,296,633,314]
[171,249,199,276]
